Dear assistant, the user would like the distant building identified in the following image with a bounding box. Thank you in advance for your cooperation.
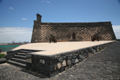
[31,13,116,43]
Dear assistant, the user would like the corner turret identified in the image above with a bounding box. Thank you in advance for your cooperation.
[36,13,42,22]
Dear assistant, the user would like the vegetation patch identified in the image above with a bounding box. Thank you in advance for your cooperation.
[99,49,101,52]
[0,54,5,58]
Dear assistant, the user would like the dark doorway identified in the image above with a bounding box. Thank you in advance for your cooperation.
[72,33,76,39]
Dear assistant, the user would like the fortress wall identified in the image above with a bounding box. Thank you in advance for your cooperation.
[31,21,41,43]
[31,22,116,43]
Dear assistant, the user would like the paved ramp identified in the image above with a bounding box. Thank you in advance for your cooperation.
[12,41,114,56]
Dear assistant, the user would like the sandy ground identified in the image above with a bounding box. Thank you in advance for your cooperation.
[12,41,115,56]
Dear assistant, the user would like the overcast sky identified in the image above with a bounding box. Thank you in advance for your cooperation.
[0,0,120,43]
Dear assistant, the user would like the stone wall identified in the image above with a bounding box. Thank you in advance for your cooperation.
[31,22,116,43]
[26,42,114,77]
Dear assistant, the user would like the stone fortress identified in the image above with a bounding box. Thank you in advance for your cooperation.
[7,13,117,77]
[31,13,116,43]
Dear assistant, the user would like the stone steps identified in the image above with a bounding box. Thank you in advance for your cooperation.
[17,53,27,56]
[10,58,26,64]
[13,55,27,59]
[7,53,27,68]
[7,60,26,68]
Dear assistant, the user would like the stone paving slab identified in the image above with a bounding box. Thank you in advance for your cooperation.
[0,41,120,80]
[12,41,114,56]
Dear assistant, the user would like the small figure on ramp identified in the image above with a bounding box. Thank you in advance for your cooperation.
[91,34,99,41]
[49,35,57,43]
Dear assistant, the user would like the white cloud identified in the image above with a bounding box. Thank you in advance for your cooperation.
[21,18,27,20]
[0,27,32,43]
[41,1,50,3]
[9,7,14,10]
[113,25,120,39]
[46,1,50,3]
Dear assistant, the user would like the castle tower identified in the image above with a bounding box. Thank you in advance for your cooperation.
[31,13,42,43]
[37,13,42,22]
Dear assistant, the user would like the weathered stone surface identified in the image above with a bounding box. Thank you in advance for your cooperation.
[39,59,45,64]
[78,58,82,62]
[50,65,54,71]
[49,70,59,77]
[57,62,62,69]
[91,48,96,54]
[75,59,79,63]
[80,51,84,55]
[84,53,88,58]
[65,66,69,70]
[59,67,65,72]
[62,60,66,66]
[72,55,77,59]
[71,59,76,64]
[58,57,63,62]
[67,60,71,66]
[67,56,72,60]
[31,14,116,43]
[54,65,57,70]
[62,56,66,59]
[79,55,85,59]
[26,58,32,63]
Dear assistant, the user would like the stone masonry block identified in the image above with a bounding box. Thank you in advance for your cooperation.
[57,62,62,69]
[67,60,72,66]
[62,60,66,66]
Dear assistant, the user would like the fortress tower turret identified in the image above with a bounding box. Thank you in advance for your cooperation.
[37,13,42,22]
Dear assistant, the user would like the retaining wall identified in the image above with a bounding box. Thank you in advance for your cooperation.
[26,42,114,77]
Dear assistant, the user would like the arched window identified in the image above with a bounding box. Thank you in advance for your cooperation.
[72,33,76,39]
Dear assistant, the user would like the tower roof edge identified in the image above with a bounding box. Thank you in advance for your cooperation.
[36,13,42,17]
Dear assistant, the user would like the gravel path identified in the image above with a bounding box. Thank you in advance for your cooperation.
[0,41,120,80]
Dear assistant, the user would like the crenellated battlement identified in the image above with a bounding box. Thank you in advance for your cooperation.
[41,22,111,26]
